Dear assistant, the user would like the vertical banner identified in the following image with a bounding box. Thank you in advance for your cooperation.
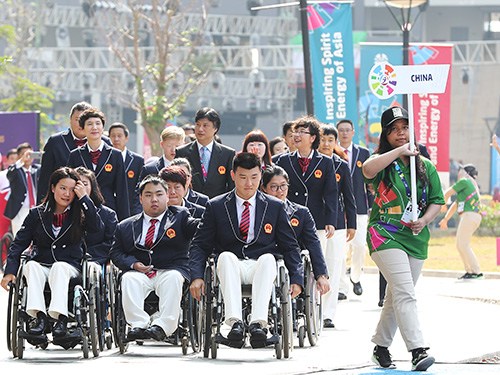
[410,44,453,174]
[358,43,452,175]
[0,111,40,158]
[358,43,403,149]
[307,2,357,125]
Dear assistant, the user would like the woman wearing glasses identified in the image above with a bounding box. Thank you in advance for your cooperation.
[274,116,339,257]
[261,165,330,295]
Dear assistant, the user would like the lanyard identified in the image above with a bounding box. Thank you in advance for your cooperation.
[393,161,427,210]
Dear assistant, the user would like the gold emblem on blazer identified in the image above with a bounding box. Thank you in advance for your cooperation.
[336,173,341,182]
[166,228,176,238]
[264,223,273,234]
[218,166,226,175]
[290,218,299,227]
[314,170,322,178]
[105,164,113,172]
[357,160,363,168]
[127,170,135,179]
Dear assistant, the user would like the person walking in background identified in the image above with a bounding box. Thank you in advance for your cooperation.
[176,107,235,198]
[439,164,483,279]
[281,121,297,153]
[317,124,357,328]
[4,143,40,237]
[269,136,289,156]
[242,130,272,169]
[336,119,372,298]
[363,106,444,371]
[109,122,144,215]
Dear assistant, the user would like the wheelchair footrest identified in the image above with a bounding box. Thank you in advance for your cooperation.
[214,333,245,349]
[19,330,49,346]
[52,328,83,350]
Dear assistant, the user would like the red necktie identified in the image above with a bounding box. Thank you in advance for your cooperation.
[298,157,310,174]
[90,150,101,165]
[75,138,86,147]
[53,211,69,227]
[344,149,351,170]
[239,201,250,241]
[145,218,158,278]
[26,171,35,208]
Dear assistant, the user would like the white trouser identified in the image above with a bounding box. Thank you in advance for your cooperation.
[23,261,80,319]
[371,248,426,351]
[456,212,482,274]
[11,205,30,238]
[320,229,347,321]
[216,252,277,327]
[121,269,184,336]
[340,214,368,293]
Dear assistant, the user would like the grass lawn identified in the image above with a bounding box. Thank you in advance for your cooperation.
[364,234,500,273]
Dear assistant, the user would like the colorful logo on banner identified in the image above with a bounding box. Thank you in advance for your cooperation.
[369,63,398,99]
[307,2,357,125]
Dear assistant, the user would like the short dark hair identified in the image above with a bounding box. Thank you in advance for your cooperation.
[16,142,33,155]
[70,101,93,117]
[139,175,168,195]
[282,121,294,137]
[78,108,106,129]
[269,136,285,155]
[336,119,354,129]
[321,124,338,138]
[262,165,289,188]
[159,165,188,187]
[233,152,261,172]
[170,157,192,174]
[181,123,195,132]
[6,148,17,158]
[293,115,321,149]
[108,122,129,137]
[195,107,221,132]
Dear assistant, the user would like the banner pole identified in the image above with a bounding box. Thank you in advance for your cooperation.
[407,93,419,228]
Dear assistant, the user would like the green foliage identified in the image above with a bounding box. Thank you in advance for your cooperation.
[480,201,500,236]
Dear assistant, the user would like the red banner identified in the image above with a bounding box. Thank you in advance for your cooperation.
[410,44,452,173]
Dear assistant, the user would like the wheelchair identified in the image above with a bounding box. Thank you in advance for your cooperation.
[201,255,293,359]
[293,250,322,347]
[6,253,102,359]
[90,262,114,352]
[110,264,201,355]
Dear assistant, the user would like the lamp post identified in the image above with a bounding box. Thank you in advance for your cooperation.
[384,0,428,109]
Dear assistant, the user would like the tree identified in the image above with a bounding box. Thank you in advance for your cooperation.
[106,0,214,154]
[0,3,55,132]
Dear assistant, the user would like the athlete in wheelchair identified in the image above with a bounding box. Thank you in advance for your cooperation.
[75,167,118,351]
[261,165,330,347]
[109,175,200,353]
[189,153,304,358]
[1,167,104,358]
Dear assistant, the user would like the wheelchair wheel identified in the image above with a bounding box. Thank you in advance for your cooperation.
[6,283,14,352]
[82,334,89,359]
[107,265,118,347]
[211,336,217,359]
[11,273,24,358]
[187,294,201,353]
[202,263,213,358]
[16,327,24,359]
[274,335,282,359]
[113,274,129,354]
[279,266,293,359]
[304,260,321,347]
[298,325,305,348]
[181,336,188,355]
[89,274,100,357]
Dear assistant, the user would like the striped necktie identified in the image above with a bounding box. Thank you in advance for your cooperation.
[239,201,250,241]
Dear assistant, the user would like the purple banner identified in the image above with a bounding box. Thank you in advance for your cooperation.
[0,112,40,164]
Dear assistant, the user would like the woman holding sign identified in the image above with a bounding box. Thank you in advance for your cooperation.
[362,106,444,371]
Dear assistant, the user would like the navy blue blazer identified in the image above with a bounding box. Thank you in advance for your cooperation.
[67,143,130,221]
[283,199,328,280]
[110,206,199,281]
[183,199,205,219]
[332,154,357,230]
[274,150,338,230]
[4,195,103,276]
[124,149,144,216]
[37,129,111,203]
[189,190,304,286]
[85,204,118,265]
[176,141,235,198]
[347,144,372,215]
[186,188,209,207]
[4,164,40,220]
[138,157,166,183]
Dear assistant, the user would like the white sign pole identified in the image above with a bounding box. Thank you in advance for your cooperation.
[407,93,419,224]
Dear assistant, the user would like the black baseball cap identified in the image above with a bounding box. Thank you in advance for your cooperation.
[381,106,409,128]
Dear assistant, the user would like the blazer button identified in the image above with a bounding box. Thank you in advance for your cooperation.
[52,245,56,249]
[304,193,308,197]
[62,245,66,248]
[295,192,298,196]
[150,250,153,254]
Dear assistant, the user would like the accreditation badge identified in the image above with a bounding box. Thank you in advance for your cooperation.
[400,201,421,225]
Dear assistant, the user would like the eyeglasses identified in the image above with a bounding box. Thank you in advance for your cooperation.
[268,184,289,192]
[293,131,311,136]
[337,128,352,133]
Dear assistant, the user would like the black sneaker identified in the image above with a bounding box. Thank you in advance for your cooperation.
[458,272,471,279]
[468,273,484,279]
[372,345,396,369]
[411,347,435,371]
[338,292,347,300]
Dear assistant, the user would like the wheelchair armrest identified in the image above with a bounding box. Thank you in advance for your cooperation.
[300,249,310,257]
[274,254,284,261]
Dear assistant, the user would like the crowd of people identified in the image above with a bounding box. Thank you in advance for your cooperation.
[1,101,476,372]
